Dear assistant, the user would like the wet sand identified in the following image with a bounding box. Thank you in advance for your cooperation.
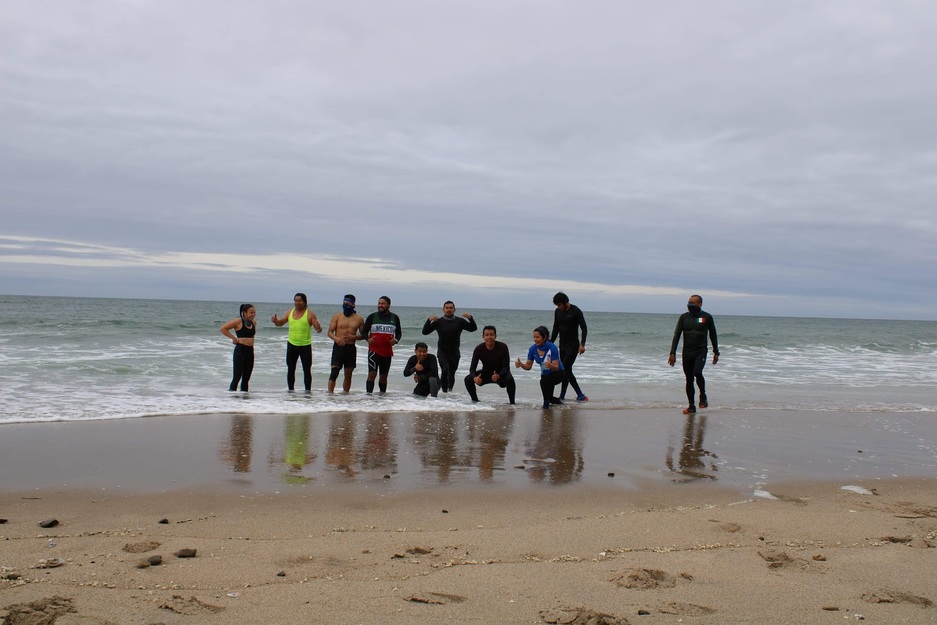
[0,407,935,493]
[1,408,936,623]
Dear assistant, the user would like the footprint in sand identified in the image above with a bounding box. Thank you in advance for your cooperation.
[758,549,808,570]
[405,592,466,605]
[861,590,933,607]
[159,594,225,615]
[122,540,161,553]
[540,606,628,625]
[659,602,717,616]
[709,519,741,533]
[610,568,692,590]
[1,596,77,625]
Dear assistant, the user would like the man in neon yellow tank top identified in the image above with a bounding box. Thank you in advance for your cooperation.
[271,293,323,391]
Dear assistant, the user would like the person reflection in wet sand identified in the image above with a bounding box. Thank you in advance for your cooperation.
[358,413,398,475]
[218,414,254,473]
[467,413,514,482]
[526,412,583,484]
[412,413,459,482]
[273,414,317,484]
[666,413,717,481]
[325,413,358,478]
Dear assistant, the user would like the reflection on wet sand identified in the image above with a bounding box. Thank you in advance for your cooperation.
[325,413,357,478]
[218,414,253,474]
[411,413,515,483]
[358,413,398,476]
[666,413,717,482]
[525,412,584,484]
[271,414,317,484]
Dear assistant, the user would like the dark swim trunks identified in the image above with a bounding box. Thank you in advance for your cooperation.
[331,344,357,369]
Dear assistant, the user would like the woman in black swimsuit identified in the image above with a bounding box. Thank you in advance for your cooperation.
[220,304,256,391]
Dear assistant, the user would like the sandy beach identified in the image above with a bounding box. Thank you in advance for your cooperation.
[2,409,936,624]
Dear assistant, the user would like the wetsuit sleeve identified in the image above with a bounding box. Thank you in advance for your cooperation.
[576,307,588,345]
[469,345,481,375]
[403,355,418,377]
[464,316,478,332]
[421,318,435,336]
[670,314,685,355]
[707,314,719,355]
[426,355,439,378]
[362,314,373,338]
[498,344,511,378]
[394,314,403,341]
[551,309,560,343]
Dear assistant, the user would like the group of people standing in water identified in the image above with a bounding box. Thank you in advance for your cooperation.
[221,291,719,413]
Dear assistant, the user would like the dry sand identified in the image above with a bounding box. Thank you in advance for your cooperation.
[2,478,935,624]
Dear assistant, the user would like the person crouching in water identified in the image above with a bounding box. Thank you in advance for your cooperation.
[515,325,566,409]
[403,342,440,397]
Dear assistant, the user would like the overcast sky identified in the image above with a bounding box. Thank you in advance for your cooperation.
[2,1,935,319]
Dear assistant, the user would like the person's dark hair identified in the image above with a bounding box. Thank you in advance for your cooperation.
[534,325,549,339]
[344,294,356,303]
[239,304,254,317]
[294,292,307,305]
[443,300,455,308]
[552,292,569,305]
[379,295,391,306]
[482,325,497,335]
[691,294,703,304]
[415,342,428,351]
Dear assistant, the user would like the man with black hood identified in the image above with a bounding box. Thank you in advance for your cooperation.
[327,294,364,393]
[668,294,720,414]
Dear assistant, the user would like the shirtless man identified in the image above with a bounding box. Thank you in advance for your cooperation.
[271,293,323,392]
[327,294,365,393]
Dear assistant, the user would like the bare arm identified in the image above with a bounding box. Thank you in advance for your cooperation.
[220,318,242,345]
[271,310,290,327]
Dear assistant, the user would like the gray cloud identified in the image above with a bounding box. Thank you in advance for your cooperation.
[1,1,935,319]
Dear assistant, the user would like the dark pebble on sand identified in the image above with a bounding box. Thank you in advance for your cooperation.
[383,474,391,479]
[38,518,59,528]
[158,518,169,524]
[147,555,163,566]
[638,610,650,616]
[277,571,286,577]
[0,518,7,524]
[608,472,615,478]
[174,548,197,558]
[442,510,448,514]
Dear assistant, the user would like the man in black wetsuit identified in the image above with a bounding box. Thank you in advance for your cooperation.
[550,292,588,402]
[668,294,719,414]
[464,326,516,404]
[421,300,477,393]
[403,342,440,397]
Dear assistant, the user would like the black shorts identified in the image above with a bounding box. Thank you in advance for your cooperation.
[368,352,392,375]
[330,344,357,369]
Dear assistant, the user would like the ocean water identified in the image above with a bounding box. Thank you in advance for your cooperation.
[1,294,935,424]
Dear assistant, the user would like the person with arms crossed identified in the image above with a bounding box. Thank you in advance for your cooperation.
[668,294,719,414]
[403,342,440,397]
[362,295,402,394]
[515,325,566,409]
[421,300,477,393]
[327,294,364,393]
[550,291,589,402]
[464,325,516,404]
[271,293,323,392]
[220,303,256,392]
